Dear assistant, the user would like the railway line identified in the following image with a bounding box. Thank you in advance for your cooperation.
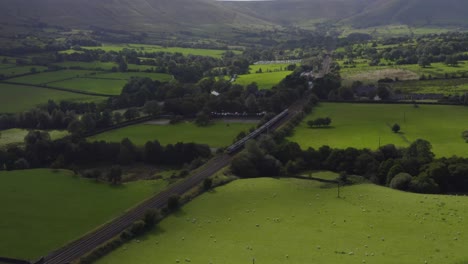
[43,98,309,264]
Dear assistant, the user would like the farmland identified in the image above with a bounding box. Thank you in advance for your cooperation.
[62,44,241,58]
[0,84,105,113]
[88,121,255,147]
[0,65,47,77]
[97,176,468,264]
[95,72,172,81]
[0,169,168,259]
[234,71,292,89]
[0,129,68,147]
[8,70,95,85]
[288,103,468,157]
[50,78,127,95]
[391,78,468,95]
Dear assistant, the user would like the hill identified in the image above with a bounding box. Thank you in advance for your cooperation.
[0,0,467,35]
[347,0,468,28]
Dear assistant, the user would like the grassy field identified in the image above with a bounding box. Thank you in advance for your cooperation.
[391,78,468,95]
[0,169,168,259]
[95,72,172,81]
[97,176,468,264]
[53,61,117,71]
[65,44,241,58]
[0,129,68,147]
[0,66,48,77]
[234,71,292,89]
[339,60,468,86]
[249,63,292,73]
[340,24,455,37]
[288,103,468,158]
[8,70,95,85]
[88,121,254,147]
[0,84,105,113]
[50,78,127,95]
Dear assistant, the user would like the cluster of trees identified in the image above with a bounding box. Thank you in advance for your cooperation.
[232,128,468,194]
[307,117,331,128]
[0,131,211,171]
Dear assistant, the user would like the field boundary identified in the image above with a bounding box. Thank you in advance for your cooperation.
[0,81,114,97]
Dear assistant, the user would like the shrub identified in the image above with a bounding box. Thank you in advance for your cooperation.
[389,173,412,190]
[167,195,180,211]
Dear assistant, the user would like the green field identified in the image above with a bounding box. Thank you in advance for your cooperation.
[50,78,127,95]
[53,61,117,70]
[0,84,105,113]
[8,70,95,85]
[95,72,172,81]
[0,66,47,77]
[88,122,255,147]
[249,64,291,73]
[289,103,468,158]
[234,71,292,89]
[391,78,468,95]
[0,129,68,147]
[97,176,468,264]
[67,44,241,58]
[0,169,168,259]
[339,60,468,86]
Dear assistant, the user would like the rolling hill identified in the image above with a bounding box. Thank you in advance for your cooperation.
[0,0,466,34]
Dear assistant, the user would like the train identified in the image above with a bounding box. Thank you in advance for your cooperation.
[226,109,289,154]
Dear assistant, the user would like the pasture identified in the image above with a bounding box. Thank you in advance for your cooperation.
[234,71,292,89]
[8,70,95,85]
[249,63,292,73]
[391,78,468,95]
[88,121,255,147]
[0,169,168,259]
[50,78,127,95]
[0,65,47,77]
[339,60,468,85]
[95,72,172,81]
[288,103,468,158]
[0,84,105,113]
[65,44,241,58]
[97,176,468,264]
[0,129,68,147]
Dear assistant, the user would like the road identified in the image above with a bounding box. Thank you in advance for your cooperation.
[43,99,309,264]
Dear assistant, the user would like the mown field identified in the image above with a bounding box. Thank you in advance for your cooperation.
[0,169,168,259]
[288,103,468,158]
[97,176,468,264]
[88,121,255,147]
[0,129,68,147]
[234,71,292,89]
[391,78,468,95]
[0,84,105,113]
[95,72,172,81]
[50,78,127,95]
[339,59,468,88]
[61,44,241,58]
[8,70,95,85]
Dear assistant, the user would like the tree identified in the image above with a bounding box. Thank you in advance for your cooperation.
[124,108,140,121]
[392,123,400,133]
[418,56,431,68]
[389,172,412,190]
[143,209,160,228]
[377,86,390,100]
[107,166,122,184]
[445,55,458,67]
[167,195,180,211]
[113,112,123,124]
[195,112,210,127]
[67,120,86,136]
[203,178,213,191]
[143,100,161,117]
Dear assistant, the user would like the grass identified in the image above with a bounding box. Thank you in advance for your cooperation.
[53,61,118,71]
[288,103,468,158]
[66,44,241,58]
[249,64,292,73]
[0,129,68,147]
[8,70,95,85]
[95,72,173,81]
[97,177,468,264]
[234,71,292,89]
[0,169,168,259]
[50,78,127,95]
[391,78,468,95]
[0,66,48,77]
[339,60,468,85]
[0,83,105,113]
[88,121,254,147]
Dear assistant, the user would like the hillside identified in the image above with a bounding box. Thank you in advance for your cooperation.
[347,0,468,27]
[0,0,467,34]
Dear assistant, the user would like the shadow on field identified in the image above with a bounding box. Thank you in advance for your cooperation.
[173,209,188,217]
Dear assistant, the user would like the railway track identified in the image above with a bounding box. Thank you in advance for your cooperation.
[43,98,308,264]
